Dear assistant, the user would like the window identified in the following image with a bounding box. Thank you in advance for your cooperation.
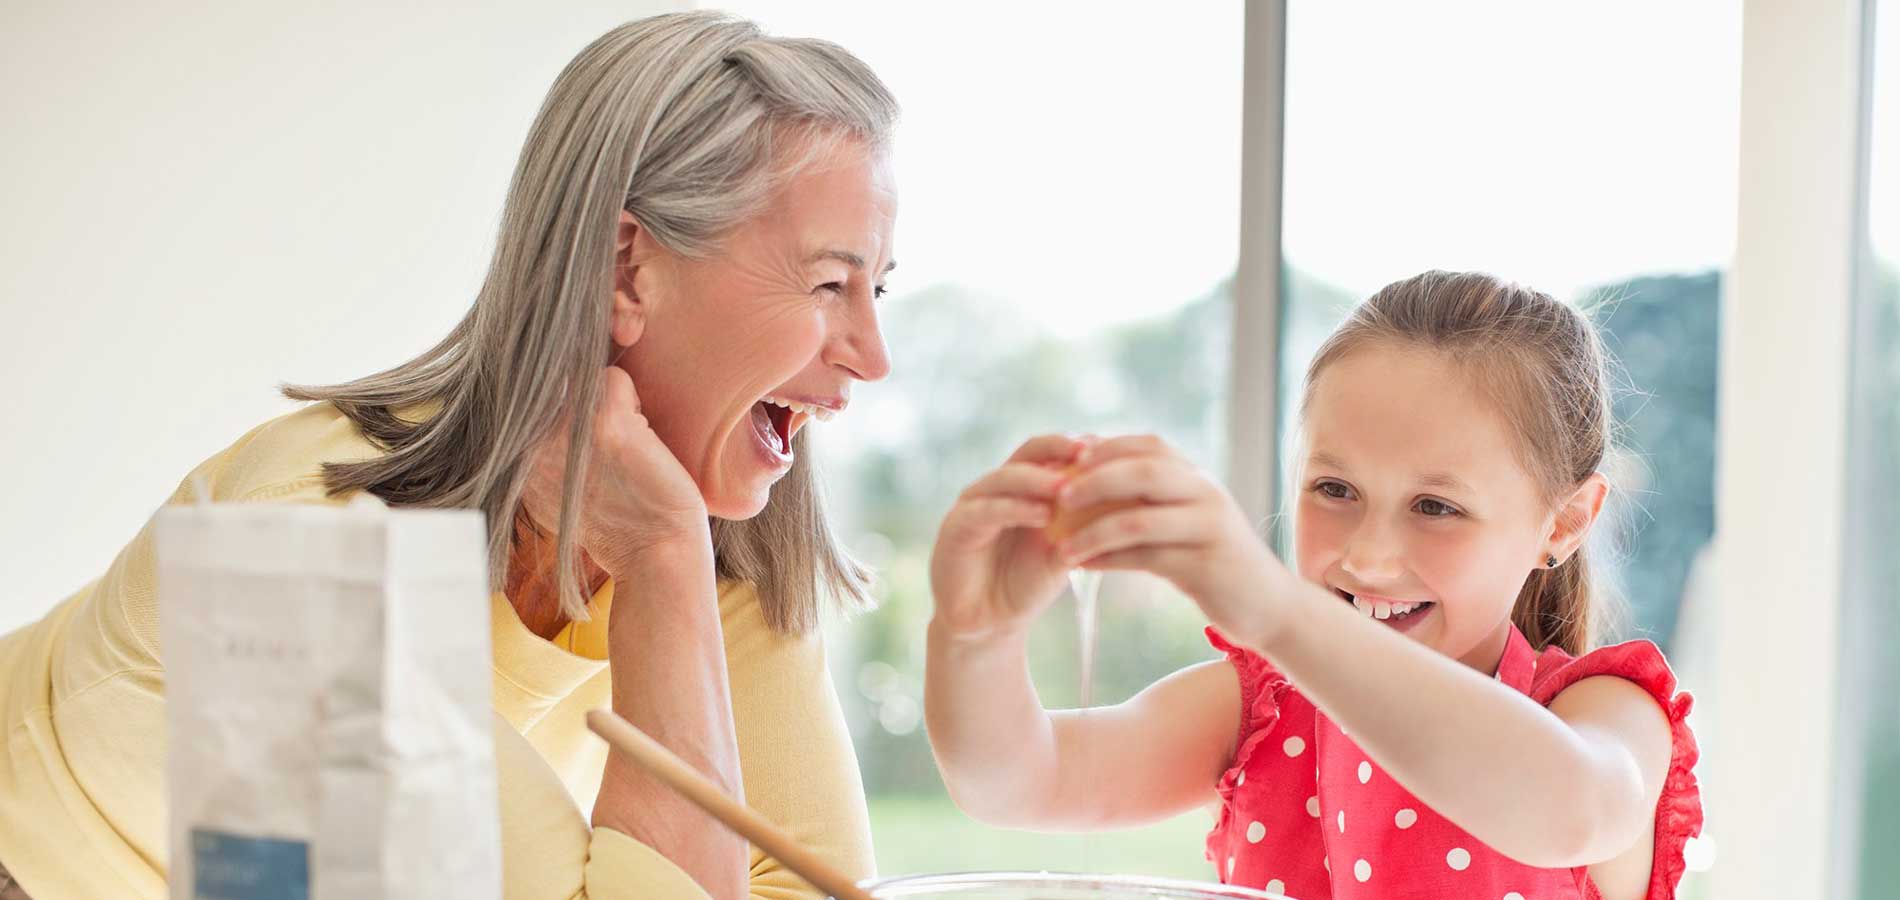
[1278,2,1739,659]
[1277,6,1741,889]
[1841,2,1899,893]
[721,1,1245,878]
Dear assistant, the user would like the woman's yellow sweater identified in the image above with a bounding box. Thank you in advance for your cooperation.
[0,403,874,899]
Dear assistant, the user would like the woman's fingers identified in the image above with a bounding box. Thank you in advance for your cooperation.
[600,364,640,410]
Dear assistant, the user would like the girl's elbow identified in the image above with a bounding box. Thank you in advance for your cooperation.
[941,775,1040,829]
[1551,762,1653,866]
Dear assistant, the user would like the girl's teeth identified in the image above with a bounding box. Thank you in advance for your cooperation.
[1348,595,1424,621]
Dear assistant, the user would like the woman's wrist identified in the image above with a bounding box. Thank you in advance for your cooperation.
[601,523,714,587]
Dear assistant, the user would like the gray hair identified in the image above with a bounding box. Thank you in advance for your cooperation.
[284,11,898,632]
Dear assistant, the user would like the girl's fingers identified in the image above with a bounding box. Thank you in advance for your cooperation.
[960,462,1070,502]
[1074,545,1183,575]
[1059,505,1207,566]
[943,497,1054,546]
[1007,433,1089,467]
[1073,433,1176,468]
[1057,455,1205,515]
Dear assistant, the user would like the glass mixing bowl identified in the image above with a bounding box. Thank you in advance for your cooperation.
[860,872,1289,900]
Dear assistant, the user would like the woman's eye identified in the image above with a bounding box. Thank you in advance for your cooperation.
[1315,480,1353,500]
[816,282,846,296]
[1415,498,1460,518]
[874,284,888,299]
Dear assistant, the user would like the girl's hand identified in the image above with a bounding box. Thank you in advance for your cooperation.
[521,366,712,575]
[1056,435,1296,647]
[928,434,1088,641]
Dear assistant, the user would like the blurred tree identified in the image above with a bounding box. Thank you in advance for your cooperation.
[1591,272,1721,645]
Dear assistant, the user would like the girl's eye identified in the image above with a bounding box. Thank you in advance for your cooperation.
[1415,498,1461,518]
[1314,480,1354,500]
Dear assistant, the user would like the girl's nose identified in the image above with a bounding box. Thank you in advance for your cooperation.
[1339,517,1405,582]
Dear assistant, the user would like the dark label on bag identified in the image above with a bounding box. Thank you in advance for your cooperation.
[191,829,310,900]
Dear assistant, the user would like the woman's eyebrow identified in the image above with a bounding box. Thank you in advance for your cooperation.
[805,249,897,274]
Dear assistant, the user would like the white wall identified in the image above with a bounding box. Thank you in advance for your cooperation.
[0,1,682,631]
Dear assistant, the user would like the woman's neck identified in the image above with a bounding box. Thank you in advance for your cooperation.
[505,516,610,641]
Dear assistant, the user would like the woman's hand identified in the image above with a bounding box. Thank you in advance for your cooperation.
[1055,434,1297,648]
[521,366,710,573]
[928,434,1086,642]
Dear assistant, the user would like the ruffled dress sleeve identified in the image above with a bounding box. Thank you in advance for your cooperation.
[1530,640,1704,900]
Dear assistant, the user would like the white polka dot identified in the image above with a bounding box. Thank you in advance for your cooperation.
[1283,736,1306,757]
[1265,879,1286,896]
[1354,859,1371,882]
[1337,810,1346,833]
[1395,808,1418,829]
[1226,856,1235,879]
[1503,894,1525,900]
[1236,771,1246,786]
[1247,820,1266,843]
[1323,857,1330,872]
[1447,847,1472,871]
[1306,796,1321,817]
[1357,760,1372,784]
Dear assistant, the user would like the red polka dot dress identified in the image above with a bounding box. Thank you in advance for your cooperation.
[1204,625,1703,900]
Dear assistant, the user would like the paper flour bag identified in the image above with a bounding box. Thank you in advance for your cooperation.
[157,496,501,900]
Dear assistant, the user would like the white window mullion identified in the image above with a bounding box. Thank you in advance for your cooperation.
[1228,0,1288,531]
[1711,2,1869,898]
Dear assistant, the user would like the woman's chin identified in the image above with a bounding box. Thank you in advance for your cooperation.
[702,476,773,521]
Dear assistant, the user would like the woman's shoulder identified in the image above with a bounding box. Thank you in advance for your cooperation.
[196,402,387,504]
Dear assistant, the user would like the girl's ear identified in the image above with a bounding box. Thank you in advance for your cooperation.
[610,210,655,348]
[1544,472,1609,566]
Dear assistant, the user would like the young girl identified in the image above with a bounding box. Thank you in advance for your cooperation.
[924,271,1702,900]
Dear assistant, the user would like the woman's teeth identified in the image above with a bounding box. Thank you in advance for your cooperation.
[763,395,835,422]
[1348,595,1428,620]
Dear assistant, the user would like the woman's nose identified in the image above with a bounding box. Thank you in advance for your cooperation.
[826,291,891,382]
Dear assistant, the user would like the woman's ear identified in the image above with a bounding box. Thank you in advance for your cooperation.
[611,209,650,348]
[1545,471,1610,566]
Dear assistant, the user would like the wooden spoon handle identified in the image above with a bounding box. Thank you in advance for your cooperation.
[585,708,877,900]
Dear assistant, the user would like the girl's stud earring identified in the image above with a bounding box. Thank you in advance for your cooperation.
[1546,555,1559,568]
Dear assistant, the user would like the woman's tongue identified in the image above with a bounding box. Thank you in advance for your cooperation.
[750,401,790,454]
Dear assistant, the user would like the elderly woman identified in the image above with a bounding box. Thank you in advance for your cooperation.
[0,12,895,900]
